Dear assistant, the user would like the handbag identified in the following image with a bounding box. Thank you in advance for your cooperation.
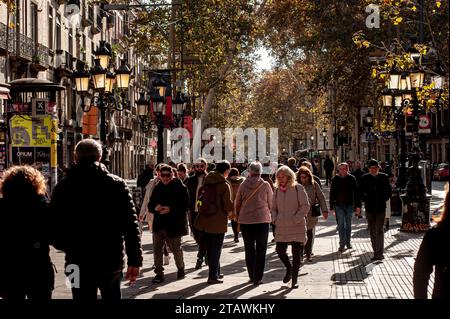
[311,203,321,217]
[311,182,321,217]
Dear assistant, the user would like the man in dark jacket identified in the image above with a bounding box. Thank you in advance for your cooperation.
[148,164,190,283]
[137,163,154,190]
[185,158,208,269]
[323,155,334,186]
[329,162,362,252]
[50,139,142,300]
[359,159,392,261]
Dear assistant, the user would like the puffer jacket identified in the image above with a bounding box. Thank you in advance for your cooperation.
[50,162,143,272]
[194,171,233,234]
[271,184,310,243]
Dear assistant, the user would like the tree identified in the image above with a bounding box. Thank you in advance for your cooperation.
[125,0,268,129]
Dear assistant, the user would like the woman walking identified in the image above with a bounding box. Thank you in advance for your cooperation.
[0,165,54,299]
[297,167,328,262]
[227,168,245,243]
[234,162,273,285]
[272,166,310,288]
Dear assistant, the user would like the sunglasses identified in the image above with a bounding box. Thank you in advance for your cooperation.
[160,173,172,177]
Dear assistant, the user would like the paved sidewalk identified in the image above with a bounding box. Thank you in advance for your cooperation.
[51,181,446,299]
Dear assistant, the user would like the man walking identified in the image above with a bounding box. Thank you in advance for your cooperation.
[148,164,190,283]
[329,162,361,252]
[194,160,234,284]
[323,155,334,186]
[50,139,142,299]
[359,159,392,261]
[185,158,208,269]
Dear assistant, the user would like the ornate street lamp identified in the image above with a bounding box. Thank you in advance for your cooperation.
[322,128,327,150]
[72,41,132,165]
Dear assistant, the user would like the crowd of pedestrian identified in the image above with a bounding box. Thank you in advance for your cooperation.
[0,140,448,299]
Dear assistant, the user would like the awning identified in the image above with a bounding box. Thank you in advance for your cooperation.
[0,85,10,100]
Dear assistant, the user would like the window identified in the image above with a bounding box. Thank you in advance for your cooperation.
[31,3,38,43]
[56,14,61,50]
[48,6,53,50]
[68,28,73,55]
[81,34,86,61]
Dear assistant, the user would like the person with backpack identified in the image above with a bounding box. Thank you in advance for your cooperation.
[194,160,233,284]
[234,162,273,285]
[272,165,310,289]
[227,168,245,243]
[148,164,190,283]
[297,167,328,262]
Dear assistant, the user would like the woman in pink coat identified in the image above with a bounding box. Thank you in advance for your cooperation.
[272,165,310,288]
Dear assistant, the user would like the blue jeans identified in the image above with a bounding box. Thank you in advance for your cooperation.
[204,232,225,280]
[335,205,354,248]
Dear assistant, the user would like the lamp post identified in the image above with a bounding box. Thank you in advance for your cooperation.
[363,109,374,160]
[322,128,327,150]
[310,134,314,161]
[72,40,131,166]
[136,74,187,164]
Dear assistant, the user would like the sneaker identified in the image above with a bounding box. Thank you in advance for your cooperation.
[195,258,203,270]
[207,278,223,284]
[218,273,224,279]
[177,269,186,280]
[347,244,353,249]
[152,273,165,283]
[163,255,170,265]
[371,255,384,261]
[338,246,346,252]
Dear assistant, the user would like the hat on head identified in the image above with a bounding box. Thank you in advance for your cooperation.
[368,159,380,168]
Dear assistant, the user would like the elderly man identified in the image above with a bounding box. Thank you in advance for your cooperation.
[359,159,392,261]
[50,139,142,300]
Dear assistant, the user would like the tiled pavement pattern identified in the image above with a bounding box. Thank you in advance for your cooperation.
[51,181,446,299]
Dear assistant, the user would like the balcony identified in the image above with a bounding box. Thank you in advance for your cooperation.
[30,43,50,72]
[55,49,73,76]
[91,14,102,34]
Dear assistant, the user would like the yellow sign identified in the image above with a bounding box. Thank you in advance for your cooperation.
[50,118,58,168]
[10,115,52,147]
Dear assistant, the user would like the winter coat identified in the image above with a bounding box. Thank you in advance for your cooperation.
[359,172,392,214]
[329,174,361,210]
[234,176,273,225]
[139,178,160,229]
[302,181,328,230]
[185,174,206,213]
[324,158,334,173]
[0,194,54,296]
[148,178,190,237]
[194,171,233,234]
[50,162,143,272]
[414,222,450,299]
[271,184,310,243]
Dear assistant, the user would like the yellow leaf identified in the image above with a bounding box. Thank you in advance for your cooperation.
[437,1,441,8]
[362,40,370,48]
[371,69,377,78]
[395,17,403,23]
[412,6,417,11]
